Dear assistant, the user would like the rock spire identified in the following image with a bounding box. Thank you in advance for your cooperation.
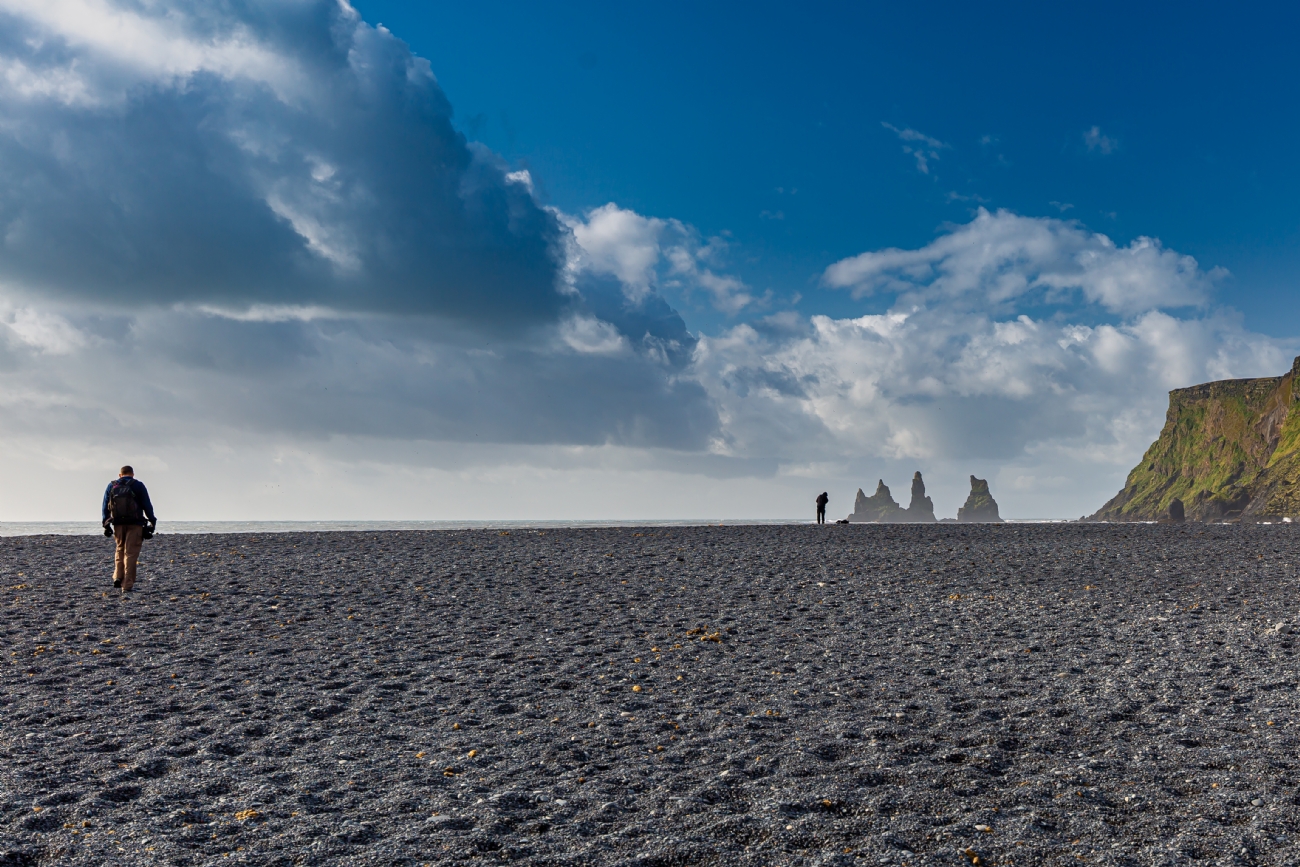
[848,480,903,523]
[957,476,1002,523]
[901,471,937,522]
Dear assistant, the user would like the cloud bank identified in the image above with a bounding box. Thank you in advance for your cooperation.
[0,0,1287,520]
[689,211,1283,513]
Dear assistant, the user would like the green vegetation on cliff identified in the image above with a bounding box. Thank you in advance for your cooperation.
[1091,356,1300,521]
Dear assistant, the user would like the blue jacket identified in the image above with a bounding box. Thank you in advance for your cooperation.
[102,477,157,526]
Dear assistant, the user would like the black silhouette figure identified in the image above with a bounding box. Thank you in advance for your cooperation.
[815,492,829,525]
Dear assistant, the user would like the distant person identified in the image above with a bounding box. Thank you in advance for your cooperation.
[816,491,828,525]
[101,466,157,593]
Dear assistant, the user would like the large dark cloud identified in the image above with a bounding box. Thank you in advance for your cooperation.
[0,0,728,459]
[0,0,564,326]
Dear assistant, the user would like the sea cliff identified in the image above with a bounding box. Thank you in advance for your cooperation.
[1091,356,1300,522]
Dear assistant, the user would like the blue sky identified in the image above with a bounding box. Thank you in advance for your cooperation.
[0,0,1294,521]
[356,0,1300,335]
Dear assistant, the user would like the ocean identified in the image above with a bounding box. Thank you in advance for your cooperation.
[0,517,1070,536]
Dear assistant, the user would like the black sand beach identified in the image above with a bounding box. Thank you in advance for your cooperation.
[4,524,1300,866]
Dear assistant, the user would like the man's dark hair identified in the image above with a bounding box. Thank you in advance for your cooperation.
[120,465,134,475]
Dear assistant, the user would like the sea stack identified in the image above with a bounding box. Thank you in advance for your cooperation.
[957,476,1003,523]
[848,480,904,523]
[902,471,937,523]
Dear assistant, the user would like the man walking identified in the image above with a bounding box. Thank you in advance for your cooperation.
[815,491,829,525]
[102,466,157,593]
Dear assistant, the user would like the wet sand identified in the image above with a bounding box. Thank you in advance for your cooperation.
[3,524,1300,866]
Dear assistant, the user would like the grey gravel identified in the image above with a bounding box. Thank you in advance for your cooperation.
[3,524,1300,865]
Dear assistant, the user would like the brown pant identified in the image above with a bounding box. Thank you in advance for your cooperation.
[113,524,144,590]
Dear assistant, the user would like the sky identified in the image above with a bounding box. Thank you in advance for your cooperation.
[0,0,1296,521]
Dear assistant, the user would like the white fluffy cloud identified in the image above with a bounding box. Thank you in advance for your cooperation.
[564,203,756,314]
[823,209,1222,315]
[697,307,1287,463]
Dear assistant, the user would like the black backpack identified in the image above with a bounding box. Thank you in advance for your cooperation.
[109,479,143,524]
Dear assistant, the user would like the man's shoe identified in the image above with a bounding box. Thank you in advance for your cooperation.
[113,578,122,588]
